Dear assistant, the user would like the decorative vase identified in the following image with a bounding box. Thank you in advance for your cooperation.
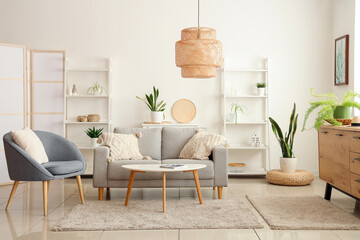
[90,138,98,148]
[333,106,351,119]
[280,157,297,173]
[227,113,236,123]
[151,111,163,123]
[257,88,265,96]
[72,84,78,96]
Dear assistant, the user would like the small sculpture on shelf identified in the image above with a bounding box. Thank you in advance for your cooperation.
[251,133,261,147]
[72,84,78,96]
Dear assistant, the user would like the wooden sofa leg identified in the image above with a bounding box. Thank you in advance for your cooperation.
[98,188,104,200]
[106,187,110,200]
[218,187,223,199]
[76,176,85,204]
[5,181,19,211]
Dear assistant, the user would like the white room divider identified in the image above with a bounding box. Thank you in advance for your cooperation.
[0,43,28,184]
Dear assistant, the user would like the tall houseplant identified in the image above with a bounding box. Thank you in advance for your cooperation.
[136,86,166,123]
[269,103,298,173]
[302,89,360,131]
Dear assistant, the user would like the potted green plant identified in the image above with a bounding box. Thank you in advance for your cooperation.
[85,127,103,147]
[256,82,266,96]
[136,86,166,123]
[269,103,298,173]
[228,103,246,124]
[302,89,360,131]
[87,82,106,95]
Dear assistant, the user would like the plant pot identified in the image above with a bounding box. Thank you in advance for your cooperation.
[227,113,236,123]
[280,157,297,173]
[333,106,351,119]
[257,88,265,96]
[151,111,163,123]
[90,138,98,148]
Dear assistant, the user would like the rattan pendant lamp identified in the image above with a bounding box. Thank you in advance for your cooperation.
[175,0,223,78]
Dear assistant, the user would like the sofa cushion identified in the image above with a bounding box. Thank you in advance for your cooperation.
[161,159,214,180]
[114,128,161,160]
[42,160,83,175]
[161,127,197,159]
[108,160,162,180]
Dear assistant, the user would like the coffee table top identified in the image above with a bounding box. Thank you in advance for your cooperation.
[121,164,206,172]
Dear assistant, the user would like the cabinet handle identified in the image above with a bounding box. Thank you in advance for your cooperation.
[321,131,328,134]
[353,136,360,139]
[335,134,343,136]
[355,179,360,183]
[354,158,360,161]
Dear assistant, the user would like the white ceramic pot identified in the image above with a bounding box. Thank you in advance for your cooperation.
[257,88,265,96]
[227,113,236,123]
[151,111,163,123]
[90,138,98,148]
[280,157,297,173]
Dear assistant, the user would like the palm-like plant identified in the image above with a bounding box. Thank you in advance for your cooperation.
[136,86,166,112]
[302,89,360,131]
[269,103,298,158]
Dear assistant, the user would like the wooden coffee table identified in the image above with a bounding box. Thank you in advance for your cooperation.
[122,164,206,213]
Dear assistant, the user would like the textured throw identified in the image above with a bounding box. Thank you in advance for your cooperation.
[179,129,229,160]
[99,132,150,162]
[53,199,263,231]
[247,195,360,230]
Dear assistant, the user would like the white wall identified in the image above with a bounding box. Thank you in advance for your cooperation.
[0,0,335,173]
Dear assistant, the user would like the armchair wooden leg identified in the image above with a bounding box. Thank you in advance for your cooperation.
[5,181,19,211]
[98,188,104,201]
[218,187,223,199]
[213,187,217,191]
[47,180,50,193]
[43,181,48,216]
[76,175,85,204]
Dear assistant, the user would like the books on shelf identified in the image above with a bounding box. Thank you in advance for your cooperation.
[160,164,187,169]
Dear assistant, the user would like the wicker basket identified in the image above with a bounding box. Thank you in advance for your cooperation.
[76,116,87,122]
[266,169,314,186]
[87,114,100,122]
[325,119,352,125]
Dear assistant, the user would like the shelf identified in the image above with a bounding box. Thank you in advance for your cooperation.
[66,95,109,98]
[66,68,109,72]
[65,121,110,125]
[225,95,267,98]
[226,121,267,125]
[223,68,267,72]
[228,144,268,150]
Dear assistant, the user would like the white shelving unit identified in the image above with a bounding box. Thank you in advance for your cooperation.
[64,58,112,175]
[221,58,270,176]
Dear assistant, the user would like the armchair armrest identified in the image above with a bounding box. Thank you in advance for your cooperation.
[212,146,228,187]
[93,146,110,188]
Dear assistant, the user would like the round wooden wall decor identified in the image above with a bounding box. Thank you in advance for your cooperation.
[172,99,196,123]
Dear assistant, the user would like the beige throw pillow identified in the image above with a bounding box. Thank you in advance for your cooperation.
[99,132,150,162]
[179,129,229,160]
[11,127,49,164]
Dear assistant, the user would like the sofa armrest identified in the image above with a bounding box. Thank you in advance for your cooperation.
[93,146,110,188]
[212,146,228,187]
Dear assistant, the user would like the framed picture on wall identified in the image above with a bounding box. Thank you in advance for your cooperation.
[334,34,349,86]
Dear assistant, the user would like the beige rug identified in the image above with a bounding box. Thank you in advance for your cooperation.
[53,199,263,231]
[247,195,360,230]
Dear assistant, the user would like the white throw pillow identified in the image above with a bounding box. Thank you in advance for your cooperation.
[179,129,229,160]
[11,127,49,164]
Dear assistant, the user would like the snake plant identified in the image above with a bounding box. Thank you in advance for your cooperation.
[136,86,166,112]
[269,103,298,158]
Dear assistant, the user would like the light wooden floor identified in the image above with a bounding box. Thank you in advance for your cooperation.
[0,177,359,240]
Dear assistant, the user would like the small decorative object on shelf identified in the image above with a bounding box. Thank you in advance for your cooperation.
[87,82,106,95]
[77,116,87,122]
[143,121,172,124]
[269,103,298,173]
[251,133,261,147]
[136,86,166,123]
[72,84,78,96]
[85,127,103,148]
[256,82,266,96]
[229,103,245,124]
[302,88,360,131]
[87,114,100,122]
[230,85,238,96]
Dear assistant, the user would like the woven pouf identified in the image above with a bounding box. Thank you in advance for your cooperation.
[266,169,314,186]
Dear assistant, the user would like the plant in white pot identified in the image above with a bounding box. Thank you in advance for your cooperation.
[136,86,166,123]
[256,82,266,96]
[269,103,299,173]
[228,103,246,124]
[85,127,103,147]
[87,82,106,95]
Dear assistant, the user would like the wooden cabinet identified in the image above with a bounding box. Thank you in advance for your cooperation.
[319,125,360,200]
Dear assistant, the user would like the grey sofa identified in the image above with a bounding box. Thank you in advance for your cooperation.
[93,127,228,200]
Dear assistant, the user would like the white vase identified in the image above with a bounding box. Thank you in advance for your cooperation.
[227,113,236,123]
[280,157,297,173]
[151,111,163,123]
[90,138,98,148]
[257,88,265,96]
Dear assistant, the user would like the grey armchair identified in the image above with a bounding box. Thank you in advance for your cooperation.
[3,130,86,215]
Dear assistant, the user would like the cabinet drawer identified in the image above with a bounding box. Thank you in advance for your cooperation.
[318,129,334,147]
[350,132,360,153]
[350,173,360,198]
[350,152,360,175]
[319,157,350,192]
